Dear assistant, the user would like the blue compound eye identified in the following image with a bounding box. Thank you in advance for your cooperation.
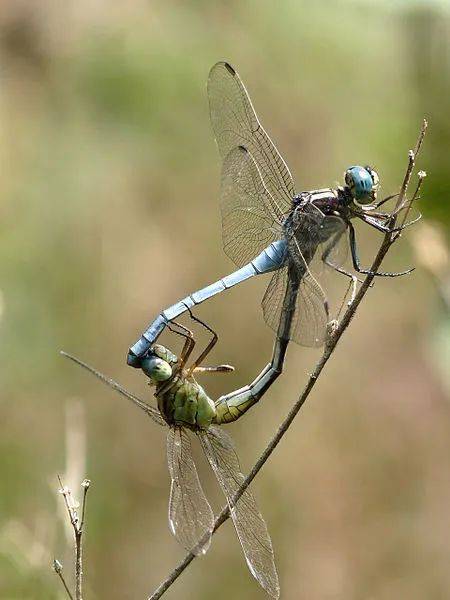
[345,165,374,204]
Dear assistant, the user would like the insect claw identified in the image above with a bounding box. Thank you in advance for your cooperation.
[193,364,235,374]
[390,213,422,233]
[214,364,235,372]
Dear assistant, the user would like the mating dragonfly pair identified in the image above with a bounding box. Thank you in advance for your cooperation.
[66,62,418,598]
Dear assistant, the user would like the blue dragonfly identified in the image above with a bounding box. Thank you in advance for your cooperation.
[127,62,417,416]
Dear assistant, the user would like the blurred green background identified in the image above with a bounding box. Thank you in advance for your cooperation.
[1,1,449,598]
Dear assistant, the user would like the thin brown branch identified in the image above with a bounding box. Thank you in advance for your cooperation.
[147,121,427,600]
[55,477,90,600]
[80,479,91,532]
[75,531,82,600]
[394,169,426,238]
[57,475,78,530]
[392,118,428,226]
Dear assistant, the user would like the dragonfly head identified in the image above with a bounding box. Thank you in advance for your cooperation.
[141,344,177,383]
[345,165,379,205]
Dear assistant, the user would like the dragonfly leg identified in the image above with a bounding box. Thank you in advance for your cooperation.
[365,211,392,219]
[358,213,422,234]
[154,320,197,397]
[388,213,422,232]
[366,209,411,219]
[185,309,219,377]
[321,230,365,284]
[193,365,234,374]
[166,320,196,367]
[372,193,399,209]
[349,223,414,277]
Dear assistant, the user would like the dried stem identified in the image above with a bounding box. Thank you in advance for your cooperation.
[54,477,91,600]
[53,559,74,600]
[147,120,427,600]
[392,118,428,229]
[80,479,90,535]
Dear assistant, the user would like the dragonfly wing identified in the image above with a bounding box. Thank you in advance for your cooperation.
[262,264,328,347]
[262,211,347,347]
[167,427,214,555]
[208,61,294,215]
[319,215,349,269]
[221,145,284,267]
[199,426,280,599]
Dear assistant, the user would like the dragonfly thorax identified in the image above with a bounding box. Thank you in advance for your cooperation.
[293,189,343,215]
[156,375,216,429]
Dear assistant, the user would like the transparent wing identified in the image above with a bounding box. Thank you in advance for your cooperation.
[319,215,349,269]
[167,427,214,555]
[262,211,348,347]
[208,61,294,216]
[199,427,280,599]
[328,228,349,266]
[262,265,328,347]
[220,145,284,267]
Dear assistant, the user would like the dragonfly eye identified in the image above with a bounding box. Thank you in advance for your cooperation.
[141,356,173,382]
[345,165,375,204]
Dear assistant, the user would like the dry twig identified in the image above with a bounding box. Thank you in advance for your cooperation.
[53,477,91,600]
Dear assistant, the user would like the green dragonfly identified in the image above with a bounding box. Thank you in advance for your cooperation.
[62,313,279,598]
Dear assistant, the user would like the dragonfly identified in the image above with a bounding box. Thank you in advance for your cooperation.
[127,61,418,412]
[62,312,280,598]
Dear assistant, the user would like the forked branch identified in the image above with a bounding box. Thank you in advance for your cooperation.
[53,477,91,600]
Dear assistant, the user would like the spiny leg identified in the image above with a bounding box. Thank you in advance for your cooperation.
[365,204,419,220]
[372,192,399,209]
[358,213,422,234]
[170,312,234,376]
[391,213,422,232]
[321,229,364,285]
[193,365,234,374]
[349,223,414,277]
[166,320,195,367]
[320,230,362,310]
[185,308,219,376]
[156,320,197,397]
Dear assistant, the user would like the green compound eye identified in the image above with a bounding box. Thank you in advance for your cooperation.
[141,356,172,382]
[345,165,374,203]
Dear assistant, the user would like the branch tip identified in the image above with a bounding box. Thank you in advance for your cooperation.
[53,558,63,573]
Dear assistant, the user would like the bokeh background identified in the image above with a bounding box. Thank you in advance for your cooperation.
[1,1,449,599]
